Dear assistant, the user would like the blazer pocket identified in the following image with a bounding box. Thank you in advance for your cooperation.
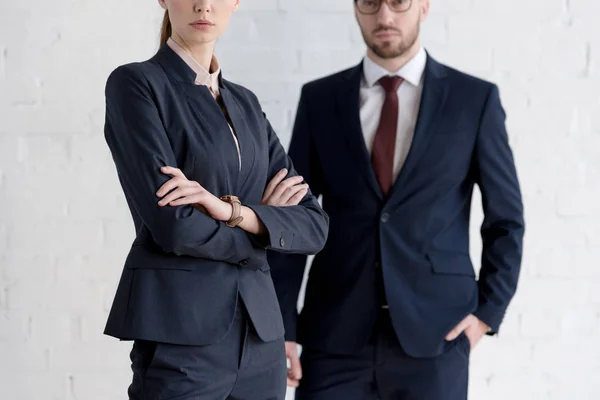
[426,249,475,277]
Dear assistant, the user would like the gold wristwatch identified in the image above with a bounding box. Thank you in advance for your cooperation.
[220,195,244,228]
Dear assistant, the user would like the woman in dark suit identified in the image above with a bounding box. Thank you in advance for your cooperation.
[102,0,328,398]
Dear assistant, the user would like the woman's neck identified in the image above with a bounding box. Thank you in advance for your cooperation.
[170,34,217,73]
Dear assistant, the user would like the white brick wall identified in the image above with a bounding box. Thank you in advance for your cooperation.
[0,0,598,399]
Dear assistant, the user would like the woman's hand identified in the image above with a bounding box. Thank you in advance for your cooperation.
[262,168,309,206]
[157,166,233,222]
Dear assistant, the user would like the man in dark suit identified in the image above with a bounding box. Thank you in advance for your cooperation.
[268,0,525,399]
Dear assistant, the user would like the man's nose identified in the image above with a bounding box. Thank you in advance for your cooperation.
[375,1,396,26]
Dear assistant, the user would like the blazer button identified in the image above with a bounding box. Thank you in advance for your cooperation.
[381,213,390,223]
[240,259,248,266]
[280,237,285,247]
[375,261,381,269]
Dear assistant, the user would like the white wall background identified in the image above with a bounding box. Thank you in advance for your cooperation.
[1,0,599,399]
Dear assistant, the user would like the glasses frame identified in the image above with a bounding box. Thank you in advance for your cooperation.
[354,0,413,15]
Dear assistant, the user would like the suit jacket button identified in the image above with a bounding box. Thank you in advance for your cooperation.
[240,259,248,266]
[280,237,285,247]
[375,261,381,269]
[381,213,390,223]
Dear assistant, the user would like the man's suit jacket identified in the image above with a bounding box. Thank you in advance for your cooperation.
[102,44,329,346]
[268,53,525,358]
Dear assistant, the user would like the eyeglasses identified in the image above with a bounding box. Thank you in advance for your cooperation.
[354,0,413,15]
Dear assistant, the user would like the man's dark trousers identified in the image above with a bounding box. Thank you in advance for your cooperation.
[295,308,470,400]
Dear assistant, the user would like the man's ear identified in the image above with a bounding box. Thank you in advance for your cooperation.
[420,0,431,21]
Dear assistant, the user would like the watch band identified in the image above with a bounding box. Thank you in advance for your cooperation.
[220,195,244,228]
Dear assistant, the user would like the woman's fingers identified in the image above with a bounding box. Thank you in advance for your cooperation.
[156,176,187,197]
[280,183,309,205]
[271,176,304,200]
[156,166,207,208]
[168,194,204,207]
[157,166,188,196]
[160,166,185,178]
[263,168,288,202]
[286,187,309,206]
[158,183,202,206]
[262,174,307,206]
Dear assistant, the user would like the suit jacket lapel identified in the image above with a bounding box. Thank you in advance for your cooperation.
[387,54,449,207]
[220,84,256,193]
[154,44,240,194]
[336,62,384,200]
[178,83,240,193]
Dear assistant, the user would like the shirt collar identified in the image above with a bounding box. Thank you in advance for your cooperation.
[167,38,221,93]
[362,46,427,88]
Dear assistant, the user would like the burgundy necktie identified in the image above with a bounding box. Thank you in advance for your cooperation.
[371,76,404,197]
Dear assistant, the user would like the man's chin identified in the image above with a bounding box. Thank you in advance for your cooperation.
[371,46,406,59]
[367,38,403,57]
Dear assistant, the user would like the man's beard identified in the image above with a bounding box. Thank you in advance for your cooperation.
[363,24,419,59]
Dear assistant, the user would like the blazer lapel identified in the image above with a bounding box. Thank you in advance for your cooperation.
[154,44,241,193]
[387,54,449,207]
[178,83,240,193]
[336,62,384,200]
[220,83,256,193]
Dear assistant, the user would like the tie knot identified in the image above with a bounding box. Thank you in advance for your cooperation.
[378,76,404,93]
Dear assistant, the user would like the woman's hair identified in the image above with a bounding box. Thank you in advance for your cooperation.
[160,10,172,45]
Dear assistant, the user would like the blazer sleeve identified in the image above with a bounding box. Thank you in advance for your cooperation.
[245,93,329,256]
[266,87,324,341]
[104,65,265,269]
[472,84,525,334]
